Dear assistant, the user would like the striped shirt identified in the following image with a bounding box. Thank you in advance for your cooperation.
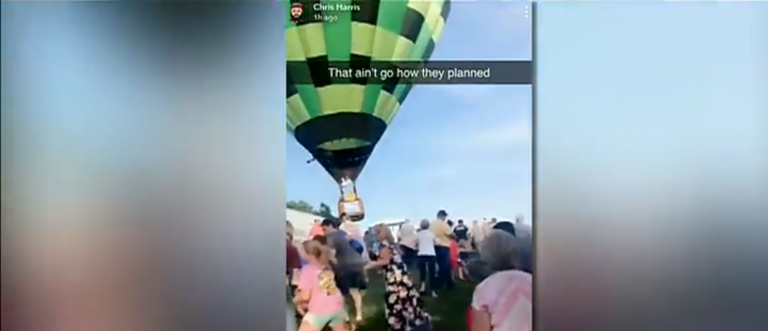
[471,270,532,331]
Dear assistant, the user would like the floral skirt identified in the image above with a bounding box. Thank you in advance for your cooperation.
[383,263,430,331]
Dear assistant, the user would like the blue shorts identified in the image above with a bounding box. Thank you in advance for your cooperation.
[303,310,347,329]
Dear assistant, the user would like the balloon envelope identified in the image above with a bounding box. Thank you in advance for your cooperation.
[286,0,451,182]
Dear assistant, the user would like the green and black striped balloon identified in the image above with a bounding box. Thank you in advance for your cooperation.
[286,0,450,182]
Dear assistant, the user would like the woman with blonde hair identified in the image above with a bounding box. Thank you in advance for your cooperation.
[365,224,430,331]
[469,229,531,331]
[294,238,347,331]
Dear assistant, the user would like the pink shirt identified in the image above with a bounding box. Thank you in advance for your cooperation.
[471,270,532,331]
[298,263,345,314]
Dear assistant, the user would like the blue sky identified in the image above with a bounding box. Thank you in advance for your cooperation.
[285,1,534,226]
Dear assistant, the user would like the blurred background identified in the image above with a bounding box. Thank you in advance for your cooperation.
[2,1,767,331]
[2,2,285,331]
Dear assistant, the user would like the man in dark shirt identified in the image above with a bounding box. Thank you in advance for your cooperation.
[453,219,469,241]
[321,218,366,321]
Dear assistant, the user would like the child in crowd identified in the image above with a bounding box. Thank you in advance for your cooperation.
[457,239,475,281]
[294,239,348,331]
[415,219,438,297]
[450,237,460,282]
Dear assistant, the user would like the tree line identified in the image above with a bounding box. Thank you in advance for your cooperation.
[286,200,335,219]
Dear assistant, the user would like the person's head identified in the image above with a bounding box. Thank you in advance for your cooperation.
[516,214,525,224]
[490,217,498,224]
[311,235,327,245]
[473,219,479,225]
[339,213,349,223]
[320,217,339,234]
[493,221,517,237]
[290,3,303,18]
[286,220,294,240]
[302,238,335,267]
[479,229,520,272]
[314,219,321,225]
[437,210,448,220]
[419,219,430,230]
[447,220,454,228]
[373,224,395,243]
[458,219,464,225]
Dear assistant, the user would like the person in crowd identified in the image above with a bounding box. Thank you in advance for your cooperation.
[294,239,348,331]
[493,221,534,274]
[397,219,417,267]
[449,235,460,282]
[469,220,486,249]
[491,221,516,237]
[415,219,437,297]
[454,219,469,242]
[480,219,494,242]
[431,210,454,290]
[338,213,366,258]
[287,220,302,289]
[456,238,475,281]
[366,224,430,331]
[287,220,295,238]
[321,218,366,323]
[309,219,324,239]
[339,213,362,243]
[364,229,377,261]
[469,230,532,331]
[514,215,532,239]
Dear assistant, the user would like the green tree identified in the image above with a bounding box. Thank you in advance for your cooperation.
[286,200,316,214]
[316,203,334,219]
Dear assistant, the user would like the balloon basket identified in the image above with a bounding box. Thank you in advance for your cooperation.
[338,198,365,222]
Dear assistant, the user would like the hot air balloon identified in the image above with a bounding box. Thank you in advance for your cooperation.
[286,0,451,221]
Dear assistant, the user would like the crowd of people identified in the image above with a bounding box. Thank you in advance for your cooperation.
[285,211,533,331]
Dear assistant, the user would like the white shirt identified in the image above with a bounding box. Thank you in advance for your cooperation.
[481,222,493,239]
[470,223,486,242]
[416,230,436,256]
[398,222,417,250]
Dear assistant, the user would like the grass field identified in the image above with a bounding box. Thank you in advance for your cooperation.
[326,270,474,331]
[354,273,473,331]
[289,267,476,331]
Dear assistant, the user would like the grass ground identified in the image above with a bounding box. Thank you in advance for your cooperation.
[290,269,475,331]
[348,271,474,331]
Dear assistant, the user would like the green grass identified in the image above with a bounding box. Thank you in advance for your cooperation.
[352,271,474,331]
[290,270,475,331]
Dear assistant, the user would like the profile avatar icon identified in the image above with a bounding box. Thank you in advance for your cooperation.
[289,3,303,23]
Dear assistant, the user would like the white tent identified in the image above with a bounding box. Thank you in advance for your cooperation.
[286,208,321,242]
